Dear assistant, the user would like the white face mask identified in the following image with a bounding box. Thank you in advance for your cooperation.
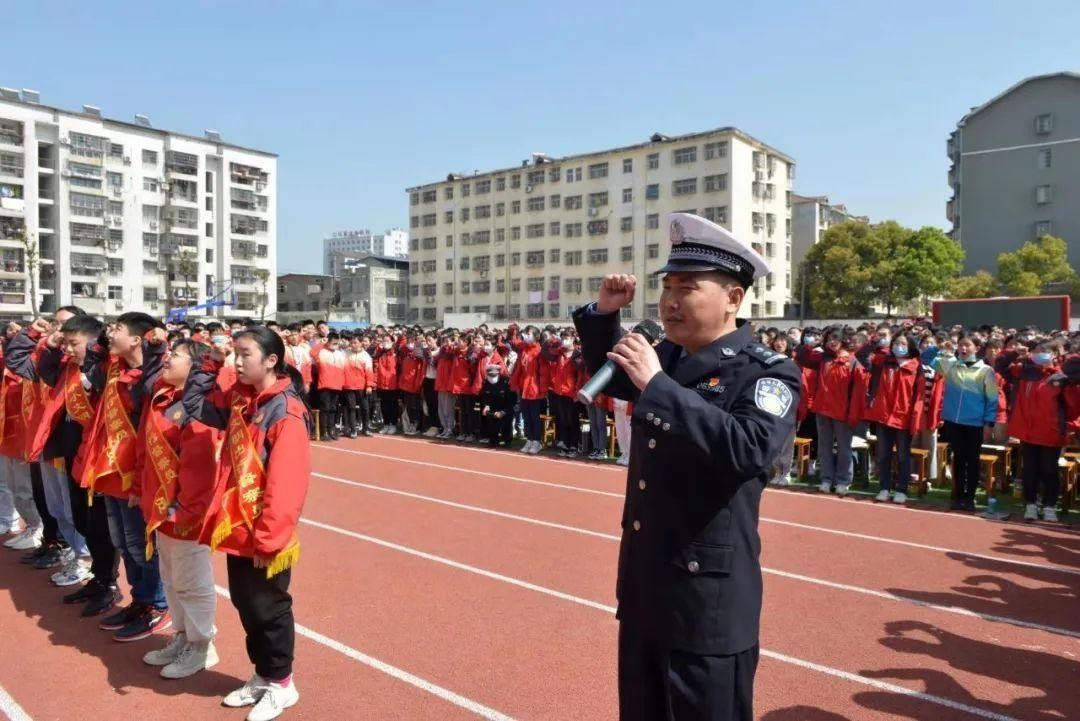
[562,339,573,350]
[483,345,493,354]
[522,333,534,344]
[485,372,500,384]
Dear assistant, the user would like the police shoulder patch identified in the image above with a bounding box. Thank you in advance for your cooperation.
[754,377,793,418]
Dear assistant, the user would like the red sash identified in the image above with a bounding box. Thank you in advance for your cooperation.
[85,362,138,497]
[64,362,94,427]
[143,390,182,559]
[0,372,9,443]
[209,393,298,578]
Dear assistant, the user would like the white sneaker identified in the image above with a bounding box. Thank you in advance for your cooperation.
[875,490,890,502]
[3,528,29,548]
[223,673,269,708]
[1023,504,1038,521]
[835,484,850,497]
[527,441,542,454]
[9,527,42,551]
[424,427,439,437]
[892,492,908,505]
[519,441,532,453]
[52,557,92,587]
[384,425,396,435]
[616,454,630,467]
[143,632,188,666]
[818,481,831,493]
[1042,507,1059,523]
[773,476,791,486]
[161,639,219,679]
[247,680,299,721]
[463,435,476,443]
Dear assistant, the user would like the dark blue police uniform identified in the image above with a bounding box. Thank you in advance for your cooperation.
[573,212,801,721]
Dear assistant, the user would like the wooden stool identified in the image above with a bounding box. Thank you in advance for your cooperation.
[793,437,813,480]
[979,454,1000,497]
[909,448,930,496]
[1060,459,1078,513]
[935,441,951,487]
[312,410,321,441]
[540,414,556,447]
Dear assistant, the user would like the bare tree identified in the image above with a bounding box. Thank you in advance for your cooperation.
[17,227,39,316]
[254,268,270,321]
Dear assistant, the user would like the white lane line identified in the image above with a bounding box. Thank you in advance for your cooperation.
[313,472,621,540]
[297,517,1019,721]
[314,446,1080,578]
[310,474,1080,640]
[760,518,1080,578]
[213,584,514,721]
[0,683,32,721]
[315,445,624,498]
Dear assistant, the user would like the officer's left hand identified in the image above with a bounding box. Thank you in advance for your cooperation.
[607,332,662,391]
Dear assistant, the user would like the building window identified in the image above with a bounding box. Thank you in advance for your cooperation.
[621,246,633,261]
[526,223,545,239]
[446,234,454,247]
[511,278,521,292]
[647,244,659,259]
[496,228,505,242]
[587,249,608,264]
[1038,148,1052,168]
[673,146,697,165]
[526,170,545,186]
[205,223,213,237]
[108,143,124,158]
[476,204,491,219]
[565,250,583,266]
[422,237,437,250]
[622,158,633,173]
[645,303,659,319]
[550,221,561,236]
[565,195,582,210]
[510,174,521,189]
[703,206,728,225]
[647,153,659,170]
[1035,184,1052,205]
[565,222,583,238]
[511,200,521,214]
[753,212,764,233]
[444,187,454,200]
[527,197,545,212]
[645,184,659,200]
[647,277,659,290]
[646,214,659,230]
[495,202,505,217]
[588,192,608,207]
[475,180,491,194]
[704,174,728,192]
[444,282,453,294]
[588,162,609,179]
[704,141,728,160]
[526,277,544,292]
[1035,220,1052,237]
[495,177,505,192]
[588,277,603,292]
[622,188,632,203]
[1034,113,1053,135]
[511,226,521,240]
[142,177,158,192]
[462,183,471,197]
[496,279,505,292]
[511,252,521,267]
[445,258,453,271]
[620,217,632,232]
[564,167,582,183]
[422,213,436,227]
[549,249,561,263]
[565,278,582,294]
[410,238,420,251]
[142,150,158,165]
[461,208,470,222]
[672,178,697,196]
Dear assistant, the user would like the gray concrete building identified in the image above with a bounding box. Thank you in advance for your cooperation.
[275,273,335,324]
[948,72,1080,273]
[790,194,867,272]
[338,253,409,326]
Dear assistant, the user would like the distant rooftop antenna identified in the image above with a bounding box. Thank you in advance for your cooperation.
[20,89,40,103]
[134,114,152,127]
[83,105,102,118]
[205,129,221,142]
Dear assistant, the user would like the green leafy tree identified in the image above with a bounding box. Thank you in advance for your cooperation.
[997,235,1077,296]
[803,221,879,316]
[947,270,999,299]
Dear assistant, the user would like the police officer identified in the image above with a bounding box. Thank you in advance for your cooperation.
[573,212,801,721]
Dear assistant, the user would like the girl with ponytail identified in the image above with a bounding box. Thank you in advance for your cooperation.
[182,324,310,719]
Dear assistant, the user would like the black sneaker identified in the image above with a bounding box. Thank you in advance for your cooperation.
[32,546,68,570]
[20,544,54,564]
[963,498,977,512]
[64,579,101,605]
[83,588,123,619]
[113,606,171,643]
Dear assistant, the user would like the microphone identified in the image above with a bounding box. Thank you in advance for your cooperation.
[577,319,664,404]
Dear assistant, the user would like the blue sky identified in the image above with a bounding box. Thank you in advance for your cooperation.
[2,1,1076,273]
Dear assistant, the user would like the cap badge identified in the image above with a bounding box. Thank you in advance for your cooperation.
[669,220,685,245]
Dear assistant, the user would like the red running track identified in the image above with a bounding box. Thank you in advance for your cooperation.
[1,434,1078,720]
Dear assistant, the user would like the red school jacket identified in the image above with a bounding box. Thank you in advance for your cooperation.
[373,346,399,391]
[1007,361,1074,447]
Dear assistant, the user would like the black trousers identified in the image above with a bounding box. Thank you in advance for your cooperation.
[1020,442,1061,506]
[29,462,62,546]
[618,621,757,721]
[554,395,581,450]
[67,469,119,583]
[227,554,295,680]
[318,389,341,435]
[481,412,513,447]
[378,389,400,426]
[422,378,439,431]
[459,394,479,436]
[401,392,423,430]
[944,421,983,502]
[343,390,372,432]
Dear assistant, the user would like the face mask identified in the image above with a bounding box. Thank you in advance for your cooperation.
[892,346,909,358]
[803,336,818,347]
[562,339,573,350]
[522,333,534,344]
[483,345,493,354]
[485,372,500,384]
[877,338,890,348]
[958,352,975,363]
[383,341,392,350]
[1033,352,1054,366]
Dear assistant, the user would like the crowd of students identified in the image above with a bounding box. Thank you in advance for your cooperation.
[764,321,1080,520]
[0,310,310,721]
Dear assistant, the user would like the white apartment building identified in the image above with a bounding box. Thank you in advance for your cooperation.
[323,228,408,274]
[0,87,277,320]
[405,127,795,325]
[790,194,868,270]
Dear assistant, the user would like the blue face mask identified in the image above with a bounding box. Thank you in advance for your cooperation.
[1033,352,1054,366]
[892,345,909,358]
[877,338,890,348]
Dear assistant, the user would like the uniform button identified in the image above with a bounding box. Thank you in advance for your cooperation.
[632,520,641,531]
[653,417,661,426]
[638,479,646,490]
[688,560,700,573]
[648,438,656,449]
[646,412,654,421]
[662,422,670,431]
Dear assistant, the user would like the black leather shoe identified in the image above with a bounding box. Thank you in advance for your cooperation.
[63,579,101,605]
[82,586,122,617]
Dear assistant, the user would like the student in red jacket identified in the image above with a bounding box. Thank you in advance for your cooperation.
[451,335,478,441]
[398,335,427,435]
[434,334,458,439]
[862,333,922,504]
[136,337,220,678]
[183,325,310,719]
[803,326,859,495]
[373,335,400,434]
[509,325,547,454]
[1008,342,1074,522]
[550,333,584,457]
[343,334,375,437]
[310,333,344,441]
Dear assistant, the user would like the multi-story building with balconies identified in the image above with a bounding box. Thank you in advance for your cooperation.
[947,71,1080,273]
[404,127,795,325]
[790,194,868,271]
[323,228,408,274]
[0,86,277,320]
